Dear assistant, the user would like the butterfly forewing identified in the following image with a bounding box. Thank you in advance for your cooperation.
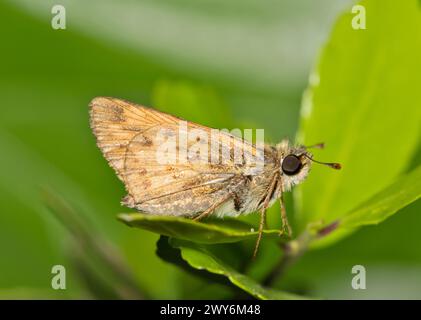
[89,97,267,217]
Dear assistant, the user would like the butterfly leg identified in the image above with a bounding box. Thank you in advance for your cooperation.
[280,193,292,237]
[253,174,279,259]
[192,194,232,221]
[253,207,267,259]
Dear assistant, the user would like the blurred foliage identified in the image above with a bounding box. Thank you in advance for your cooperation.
[0,0,420,300]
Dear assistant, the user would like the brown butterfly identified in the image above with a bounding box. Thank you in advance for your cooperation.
[89,97,340,257]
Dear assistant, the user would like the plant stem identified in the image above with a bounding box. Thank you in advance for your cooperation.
[263,231,312,287]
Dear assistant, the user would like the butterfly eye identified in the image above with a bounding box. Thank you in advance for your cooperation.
[282,154,302,175]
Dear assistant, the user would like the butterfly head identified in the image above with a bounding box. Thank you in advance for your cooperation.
[276,140,341,191]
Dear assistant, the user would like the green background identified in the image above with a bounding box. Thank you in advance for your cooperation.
[0,0,420,299]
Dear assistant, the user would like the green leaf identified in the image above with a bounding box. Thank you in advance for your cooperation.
[118,213,283,244]
[295,0,421,238]
[169,238,310,300]
[340,165,421,229]
[311,165,421,247]
[156,236,240,297]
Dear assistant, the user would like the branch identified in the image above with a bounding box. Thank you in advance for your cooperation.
[263,231,312,287]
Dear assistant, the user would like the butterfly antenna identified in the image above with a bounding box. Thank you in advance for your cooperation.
[303,153,341,170]
[305,142,325,149]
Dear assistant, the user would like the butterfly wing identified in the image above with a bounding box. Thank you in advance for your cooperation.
[89,97,267,216]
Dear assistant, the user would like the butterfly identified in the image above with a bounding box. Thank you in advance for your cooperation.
[89,97,340,257]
